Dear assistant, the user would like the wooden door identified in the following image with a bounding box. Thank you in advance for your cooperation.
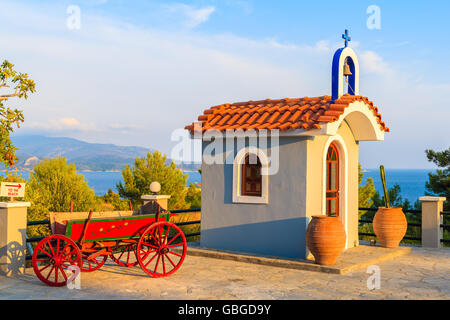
[326,143,340,217]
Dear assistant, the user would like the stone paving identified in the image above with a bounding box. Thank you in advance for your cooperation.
[0,247,448,300]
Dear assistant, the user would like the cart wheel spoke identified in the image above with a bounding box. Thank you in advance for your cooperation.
[163,225,171,245]
[61,263,70,269]
[166,232,181,246]
[80,255,107,272]
[54,265,59,283]
[45,265,55,280]
[55,238,60,256]
[60,243,70,257]
[157,226,162,245]
[137,221,186,278]
[46,240,56,256]
[139,249,157,262]
[167,251,182,258]
[39,263,52,273]
[161,254,166,274]
[111,244,138,267]
[64,248,78,261]
[139,248,157,256]
[117,248,125,260]
[144,251,159,268]
[141,241,159,249]
[152,228,162,247]
[167,242,184,249]
[58,266,68,281]
[153,254,161,274]
[126,248,131,265]
[37,247,52,258]
[164,253,176,268]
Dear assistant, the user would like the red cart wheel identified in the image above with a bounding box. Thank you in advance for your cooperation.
[32,234,82,287]
[80,255,108,272]
[137,221,187,278]
[111,243,139,267]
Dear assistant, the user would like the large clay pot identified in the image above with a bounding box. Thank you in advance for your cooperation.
[373,207,407,248]
[306,216,346,265]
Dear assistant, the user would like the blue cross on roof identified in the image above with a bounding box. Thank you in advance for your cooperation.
[342,29,351,47]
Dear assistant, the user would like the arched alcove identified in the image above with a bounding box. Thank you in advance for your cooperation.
[331,47,360,102]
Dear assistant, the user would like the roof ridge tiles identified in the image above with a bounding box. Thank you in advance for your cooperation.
[185,94,388,134]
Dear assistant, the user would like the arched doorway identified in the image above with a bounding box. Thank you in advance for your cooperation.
[326,142,340,217]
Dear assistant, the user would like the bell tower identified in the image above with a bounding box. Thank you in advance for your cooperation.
[331,30,360,102]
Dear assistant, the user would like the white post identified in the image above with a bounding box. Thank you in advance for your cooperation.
[0,202,31,276]
[419,196,446,248]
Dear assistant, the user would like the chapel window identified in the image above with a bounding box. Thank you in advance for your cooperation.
[241,154,262,197]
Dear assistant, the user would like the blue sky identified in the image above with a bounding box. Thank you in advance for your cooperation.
[1,0,449,168]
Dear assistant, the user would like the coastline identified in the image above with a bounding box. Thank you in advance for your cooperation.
[0,169,434,201]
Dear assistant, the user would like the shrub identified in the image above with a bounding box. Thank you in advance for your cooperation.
[100,188,131,211]
[25,157,99,237]
[117,151,188,210]
[185,183,201,209]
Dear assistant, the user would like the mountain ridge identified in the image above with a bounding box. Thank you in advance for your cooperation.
[7,135,200,172]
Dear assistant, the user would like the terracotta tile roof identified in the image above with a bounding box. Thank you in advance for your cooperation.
[185,94,389,134]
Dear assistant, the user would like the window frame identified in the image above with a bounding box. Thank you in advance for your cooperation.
[326,142,340,217]
[241,154,263,197]
[232,147,269,204]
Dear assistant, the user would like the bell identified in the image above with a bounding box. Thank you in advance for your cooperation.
[343,61,352,77]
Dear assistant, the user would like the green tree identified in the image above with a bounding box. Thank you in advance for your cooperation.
[117,151,188,210]
[0,60,35,167]
[371,183,413,210]
[425,147,449,210]
[358,164,376,214]
[25,157,99,237]
[100,188,130,211]
[358,165,376,240]
[185,183,201,209]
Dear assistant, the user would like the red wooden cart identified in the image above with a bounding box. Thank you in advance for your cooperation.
[32,207,187,287]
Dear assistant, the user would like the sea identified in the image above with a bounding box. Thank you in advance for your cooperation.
[360,169,434,204]
[7,170,202,197]
[5,169,433,203]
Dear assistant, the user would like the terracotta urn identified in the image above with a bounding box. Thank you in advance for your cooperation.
[306,215,346,265]
[373,207,407,248]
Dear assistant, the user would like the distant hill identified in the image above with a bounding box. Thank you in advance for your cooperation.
[7,135,200,172]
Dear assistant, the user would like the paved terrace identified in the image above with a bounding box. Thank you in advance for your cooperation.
[0,246,449,300]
